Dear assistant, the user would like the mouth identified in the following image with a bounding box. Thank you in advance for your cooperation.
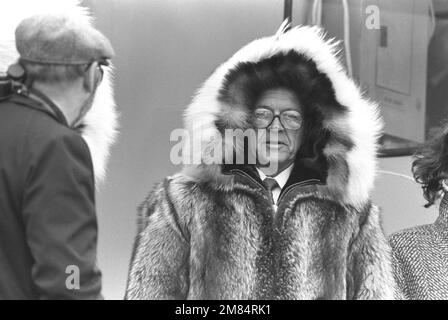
[266,140,288,147]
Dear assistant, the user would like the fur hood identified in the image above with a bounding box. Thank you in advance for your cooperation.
[183,22,383,209]
[0,0,118,183]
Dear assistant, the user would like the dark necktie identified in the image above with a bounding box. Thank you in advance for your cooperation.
[263,177,279,205]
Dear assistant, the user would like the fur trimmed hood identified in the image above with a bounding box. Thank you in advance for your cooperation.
[0,0,118,183]
[183,23,383,209]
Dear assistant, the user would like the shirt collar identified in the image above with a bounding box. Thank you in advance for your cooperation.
[256,164,294,190]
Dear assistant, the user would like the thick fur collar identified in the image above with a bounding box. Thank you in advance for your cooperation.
[0,0,118,183]
[183,23,383,209]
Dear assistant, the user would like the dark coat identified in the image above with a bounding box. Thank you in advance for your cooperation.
[389,195,448,300]
[0,94,102,299]
[126,26,395,300]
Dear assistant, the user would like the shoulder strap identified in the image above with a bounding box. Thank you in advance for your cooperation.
[28,88,69,127]
[5,93,68,127]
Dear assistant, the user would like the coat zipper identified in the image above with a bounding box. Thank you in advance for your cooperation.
[229,169,266,193]
[276,178,323,204]
[229,169,322,208]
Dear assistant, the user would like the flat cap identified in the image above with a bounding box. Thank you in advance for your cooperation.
[15,13,114,66]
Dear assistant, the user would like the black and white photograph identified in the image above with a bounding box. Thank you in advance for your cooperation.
[0,0,447,306]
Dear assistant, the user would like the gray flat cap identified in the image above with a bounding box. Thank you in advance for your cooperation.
[15,13,114,65]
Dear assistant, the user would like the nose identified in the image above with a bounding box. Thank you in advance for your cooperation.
[269,116,284,130]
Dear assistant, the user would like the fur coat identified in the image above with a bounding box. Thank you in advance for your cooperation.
[126,24,395,300]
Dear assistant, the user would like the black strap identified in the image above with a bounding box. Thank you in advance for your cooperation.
[28,88,69,127]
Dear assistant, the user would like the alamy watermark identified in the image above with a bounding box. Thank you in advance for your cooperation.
[65,265,80,290]
[170,127,283,173]
[365,5,380,30]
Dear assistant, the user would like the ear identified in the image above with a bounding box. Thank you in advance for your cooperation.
[83,62,98,93]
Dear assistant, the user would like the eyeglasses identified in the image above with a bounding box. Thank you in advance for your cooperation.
[84,61,105,83]
[252,107,303,130]
[96,64,104,82]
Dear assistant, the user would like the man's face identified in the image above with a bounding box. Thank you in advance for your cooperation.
[253,88,304,171]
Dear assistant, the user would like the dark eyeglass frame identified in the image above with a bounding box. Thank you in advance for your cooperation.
[97,64,104,82]
[84,60,105,83]
[252,107,304,130]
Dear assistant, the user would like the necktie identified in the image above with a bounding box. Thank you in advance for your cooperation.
[263,177,279,205]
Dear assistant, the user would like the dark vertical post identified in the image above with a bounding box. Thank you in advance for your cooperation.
[284,0,293,30]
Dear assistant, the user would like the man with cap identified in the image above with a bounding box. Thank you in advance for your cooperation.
[0,13,114,299]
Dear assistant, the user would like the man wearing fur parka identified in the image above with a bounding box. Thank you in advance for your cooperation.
[126,24,395,300]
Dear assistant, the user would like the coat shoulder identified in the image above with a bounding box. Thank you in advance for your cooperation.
[138,173,200,212]
[389,224,435,261]
[0,98,85,149]
[389,224,434,247]
[0,99,92,184]
[137,173,200,232]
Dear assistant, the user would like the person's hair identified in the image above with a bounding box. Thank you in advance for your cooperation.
[412,123,448,207]
[20,60,87,84]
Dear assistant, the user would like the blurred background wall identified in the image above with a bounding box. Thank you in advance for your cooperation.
[83,0,439,299]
